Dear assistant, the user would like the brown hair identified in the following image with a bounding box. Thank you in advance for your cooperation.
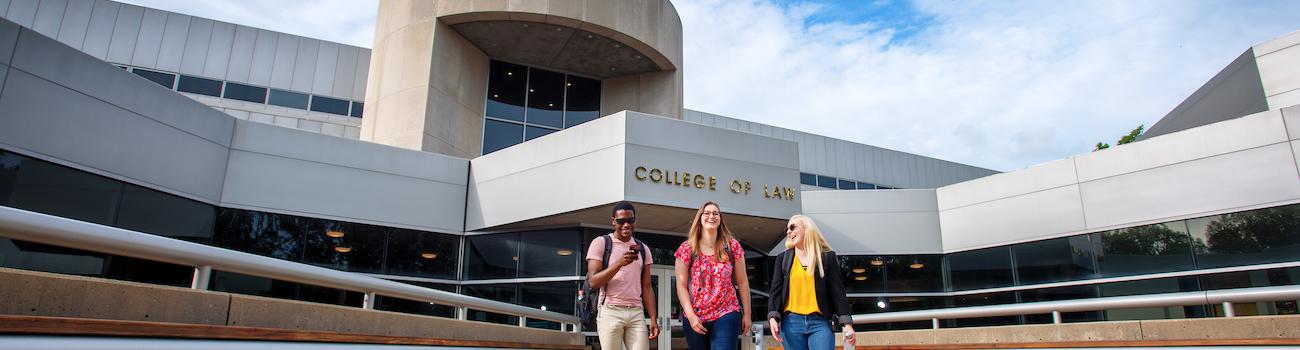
[687,201,735,262]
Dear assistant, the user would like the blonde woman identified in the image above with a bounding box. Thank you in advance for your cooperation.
[767,215,854,350]
[674,201,751,350]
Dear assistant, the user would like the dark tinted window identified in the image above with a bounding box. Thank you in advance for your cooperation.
[525,126,557,141]
[116,183,215,244]
[946,246,1013,290]
[302,221,386,274]
[464,233,519,280]
[486,61,527,121]
[1099,277,1206,321]
[525,68,565,128]
[1013,235,1097,285]
[838,179,855,190]
[177,75,223,97]
[886,255,943,292]
[375,282,457,318]
[564,75,601,127]
[268,89,309,109]
[1093,222,1196,278]
[519,229,580,277]
[0,238,109,277]
[800,173,816,186]
[213,209,305,261]
[1021,285,1102,323]
[132,68,175,89]
[385,229,459,279]
[222,82,266,103]
[350,101,364,118]
[520,281,579,329]
[840,255,887,293]
[816,175,836,189]
[462,284,519,325]
[1189,204,1300,269]
[877,185,894,189]
[310,95,351,115]
[948,292,1020,328]
[482,119,524,154]
[857,182,876,190]
[210,270,362,307]
[0,151,122,225]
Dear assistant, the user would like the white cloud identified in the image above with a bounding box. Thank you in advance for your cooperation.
[114,0,377,48]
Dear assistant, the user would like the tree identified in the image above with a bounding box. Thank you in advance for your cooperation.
[1092,125,1145,151]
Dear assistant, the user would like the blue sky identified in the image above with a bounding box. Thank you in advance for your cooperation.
[120,0,1300,172]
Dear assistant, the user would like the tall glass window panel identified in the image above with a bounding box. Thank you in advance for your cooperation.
[1092,222,1196,278]
[519,229,580,277]
[0,238,107,276]
[223,82,267,103]
[464,233,520,280]
[525,68,565,128]
[213,209,305,261]
[486,61,527,121]
[1020,285,1103,323]
[131,68,175,89]
[177,75,223,97]
[1013,235,1098,285]
[524,126,557,141]
[840,255,887,293]
[482,119,524,155]
[385,229,459,279]
[1099,277,1206,321]
[310,95,351,115]
[946,246,1013,291]
[268,89,309,109]
[948,292,1020,328]
[1200,267,1300,316]
[1188,204,1300,269]
[0,152,122,225]
[747,255,773,293]
[115,184,215,244]
[302,221,386,274]
[520,282,579,329]
[886,255,943,292]
[564,75,601,127]
[375,282,457,318]
[463,284,519,325]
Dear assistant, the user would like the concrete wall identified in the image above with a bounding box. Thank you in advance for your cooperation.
[0,17,468,234]
[684,109,999,189]
[802,189,943,255]
[1257,30,1300,111]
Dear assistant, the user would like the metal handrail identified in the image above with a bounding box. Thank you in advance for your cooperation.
[851,284,1300,327]
[0,206,579,329]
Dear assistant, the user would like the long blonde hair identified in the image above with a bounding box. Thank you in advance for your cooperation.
[688,201,734,262]
[786,215,832,277]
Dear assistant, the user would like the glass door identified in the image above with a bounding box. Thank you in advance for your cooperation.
[649,266,684,350]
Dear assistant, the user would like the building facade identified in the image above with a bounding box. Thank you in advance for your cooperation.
[0,0,1297,345]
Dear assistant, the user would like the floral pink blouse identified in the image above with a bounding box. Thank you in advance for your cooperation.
[675,238,744,322]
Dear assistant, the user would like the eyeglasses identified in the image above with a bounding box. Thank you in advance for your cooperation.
[701,211,720,217]
[614,217,637,225]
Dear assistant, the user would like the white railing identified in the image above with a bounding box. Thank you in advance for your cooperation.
[851,284,1300,328]
[0,206,579,331]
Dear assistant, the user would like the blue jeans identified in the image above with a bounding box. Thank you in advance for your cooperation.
[780,313,834,350]
[682,311,741,350]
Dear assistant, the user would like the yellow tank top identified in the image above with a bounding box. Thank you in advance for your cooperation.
[785,254,821,315]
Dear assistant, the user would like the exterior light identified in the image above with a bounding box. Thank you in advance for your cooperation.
[334,246,352,253]
[492,94,498,98]
[506,72,512,76]
[556,249,573,256]
[529,89,534,92]
[548,103,554,107]
[876,300,887,309]
[853,276,867,281]
[325,230,345,238]
[869,258,884,266]
[420,252,438,259]
[540,305,548,311]
[566,83,572,86]
[851,268,866,273]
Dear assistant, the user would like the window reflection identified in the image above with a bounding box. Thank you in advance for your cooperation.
[486,61,527,122]
[1092,222,1196,278]
[116,184,215,244]
[1020,285,1102,323]
[519,229,580,278]
[375,281,457,318]
[482,119,524,154]
[302,221,386,274]
[1200,267,1300,316]
[464,233,519,280]
[525,69,565,128]
[463,284,520,325]
[1189,204,1300,269]
[1013,235,1097,284]
[839,255,886,293]
[885,255,942,292]
[948,292,1020,328]
[564,75,601,127]
[385,229,459,279]
[214,209,305,261]
[1099,277,1205,320]
[946,247,1013,291]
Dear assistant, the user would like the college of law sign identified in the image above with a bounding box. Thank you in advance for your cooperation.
[632,166,796,201]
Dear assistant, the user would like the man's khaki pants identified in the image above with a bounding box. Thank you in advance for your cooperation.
[596,304,649,350]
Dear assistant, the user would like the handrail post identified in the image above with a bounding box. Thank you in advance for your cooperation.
[456,307,468,320]
[362,292,376,309]
[1051,311,1062,324]
[518,316,527,327]
[1222,302,1235,317]
[190,266,211,290]
[932,318,940,329]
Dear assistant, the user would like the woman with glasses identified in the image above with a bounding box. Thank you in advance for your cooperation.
[674,201,751,350]
[767,215,854,350]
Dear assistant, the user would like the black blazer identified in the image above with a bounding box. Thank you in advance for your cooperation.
[766,249,853,326]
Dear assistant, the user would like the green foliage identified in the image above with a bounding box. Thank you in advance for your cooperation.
[1094,142,1110,151]
[1092,124,1145,151]
[1202,206,1300,254]
[1102,224,1202,256]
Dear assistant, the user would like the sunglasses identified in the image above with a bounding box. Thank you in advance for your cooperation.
[614,217,637,225]
[787,224,798,231]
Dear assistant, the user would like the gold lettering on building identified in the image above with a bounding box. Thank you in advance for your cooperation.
[631,166,794,201]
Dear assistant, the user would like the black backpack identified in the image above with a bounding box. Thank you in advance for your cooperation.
[578,235,649,331]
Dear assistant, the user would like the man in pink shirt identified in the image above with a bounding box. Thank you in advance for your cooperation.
[586,201,659,350]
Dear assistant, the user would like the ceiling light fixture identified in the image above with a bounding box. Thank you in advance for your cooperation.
[851,268,866,274]
[420,252,438,259]
[556,249,573,256]
[325,230,345,238]
[853,276,867,281]
[334,246,352,253]
[869,258,884,266]
[910,260,925,269]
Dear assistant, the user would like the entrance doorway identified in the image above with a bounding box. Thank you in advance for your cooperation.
[649,266,684,350]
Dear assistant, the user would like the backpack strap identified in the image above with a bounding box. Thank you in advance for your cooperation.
[599,234,613,306]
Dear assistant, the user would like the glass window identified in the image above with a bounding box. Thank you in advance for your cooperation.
[946,246,1013,291]
[375,281,457,318]
[0,237,108,276]
[1013,235,1097,285]
[0,151,122,225]
[747,255,773,293]
[799,173,816,186]
[310,95,351,115]
[524,126,557,141]
[102,255,193,287]
[350,101,364,118]
[1092,222,1196,278]
[131,68,175,89]
[877,185,894,190]
[948,292,1020,328]
[213,209,305,261]
[115,183,215,244]
[268,89,309,109]
[886,255,943,292]
[177,75,223,97]
[838,179,855,190]
[463,284,519,325]
[385,229,459,279]
[840,255,887,293]
[223,82,267,103]
[520,281,579,329]
[1099,277,1206,321]
[302,221,386,274]
[525,68,565,128]
[564,75,601,127]
[486,61,527,122]
[1188,204,1300,269]
[883,297,946,330]
[482,119,524,155]
[1199,266,1300,316]
[857,182,876,190]
[210,270,361,307]
[1021,285,1103,323]
[519,229,580,278]
[816,175,836,189]
[464,233,519,280]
